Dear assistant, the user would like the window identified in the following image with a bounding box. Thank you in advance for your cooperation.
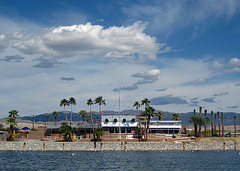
[127,127,132,133]
[110,127,114,133]
[121,128,125,133]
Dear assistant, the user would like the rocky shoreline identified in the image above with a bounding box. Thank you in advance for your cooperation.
[0,138,239,151]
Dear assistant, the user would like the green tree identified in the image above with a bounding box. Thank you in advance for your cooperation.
[79,110,88,122]
[6,110,19,141]
[145,106,155,141]
[141,98,150,109]
[140,110,147,141]
[95,96,106,127]
[155,110,165,121]
[94,127,104,141]
[221,112,224,137]
[87,98,95,140]
[189,115,198,137]
[59,125,77,142]
[199,107,202,137]
[52,111,60,126]
[69,97,76,126]
[60,99,69,125]
[133,101,142,138]
[172,113,182,121]
[197,116,205,137]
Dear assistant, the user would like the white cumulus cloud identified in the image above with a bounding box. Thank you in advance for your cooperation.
[13,22,162,61]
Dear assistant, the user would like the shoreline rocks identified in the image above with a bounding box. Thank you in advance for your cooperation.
[0,140,239,151]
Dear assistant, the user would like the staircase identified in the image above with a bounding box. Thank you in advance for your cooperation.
[28,126,46,139]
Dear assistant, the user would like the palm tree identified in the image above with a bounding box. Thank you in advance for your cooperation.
[199,107,202,137]
[141,98,150,109]
[60,99,69,125]
[95,127,104,141]
[204,117,210,137]
[69,97,76,126]
[221,112,224,137]
[59,125,77,142]
[52,111,60,126]
[214,113,217,134]
[47,115,49,127]
[218,111,220,137]
[6,110,19,141]
[133,101,142,138]
[234,114,237,137]
[95,96,106,127]
[197,116,205,137]
[155,110,165,121]
[140,110,147,141]
[189,115,198,137]
[211,111,214,136]
[87,98,95,139]
[146,106,155,141]
[79,110,88,122]
[204,109,207,137]
[172,113,182,121]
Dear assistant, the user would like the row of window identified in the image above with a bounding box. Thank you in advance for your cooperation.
[109,127,132,134]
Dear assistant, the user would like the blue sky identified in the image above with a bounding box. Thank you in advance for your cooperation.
[0,0,240,118]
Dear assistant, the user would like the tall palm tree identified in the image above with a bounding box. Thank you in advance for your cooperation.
[199,107,202,137]
[47,115,49,127]
[60,99,69,125]
[234,114,237,137]
[197,116,205,137]
[133,101,142,138]
[218,111,220,137]
[95,96,106,127]
[146,106,155,141]
[221,112,224,137]
[214,113,217,134]
[79,110,88,122]
[6,110,19,141]
[141,98,150,109]
[87,98,95,139]
[172,113,182,121]
[140,110,147,141]
[69,97,76,126]
[211,111,214,136]
[189,115,198,137]
[155,110,165,121]
[59,125,77,142]
[204,109,207,137]
[52,111,60,126]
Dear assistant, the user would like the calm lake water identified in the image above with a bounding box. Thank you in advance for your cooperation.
[1,150,240,170]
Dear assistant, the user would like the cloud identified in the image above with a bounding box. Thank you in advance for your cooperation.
[156,88,167,92]
[0,55,25,62]
[213,92,229,96]
[235,83,240,86]
[227,106,238,109]
[60,77,75,81]
[202,97,216,103]
[123,0,240,36]
[13,22,162,61]
[211,61,224,70]
[228,58,240,67]
[112,85,138,91]
[0,34,8,52]
[185,78,206,85]
[149,95,188,105]
[33,57,62,68]
[132,69,160,85]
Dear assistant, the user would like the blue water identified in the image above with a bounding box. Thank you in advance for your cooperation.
[1,150,240,170]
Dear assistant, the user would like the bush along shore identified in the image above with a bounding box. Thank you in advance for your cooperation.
[0,138,239,151]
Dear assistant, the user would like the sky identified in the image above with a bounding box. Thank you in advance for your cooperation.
[0,0,240,118]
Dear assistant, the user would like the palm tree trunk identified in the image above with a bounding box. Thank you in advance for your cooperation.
[214,114,217,134]
[144,116,147,141]
[195,124,198,137]
[204,110,207,137]
[218,111,220,137]
[137,108,142,138]
[70,104,73,126]
[98,104,101,127]
[199,107,202,137]
[234,115,237,137]
[64,106,68,125]
[146,113,151,141]
[90,105,95,139]
[221,112,224,137]
[211,111,213,137]
[55,116,57,126]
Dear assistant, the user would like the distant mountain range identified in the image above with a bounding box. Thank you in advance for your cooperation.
[14,110,240,126]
